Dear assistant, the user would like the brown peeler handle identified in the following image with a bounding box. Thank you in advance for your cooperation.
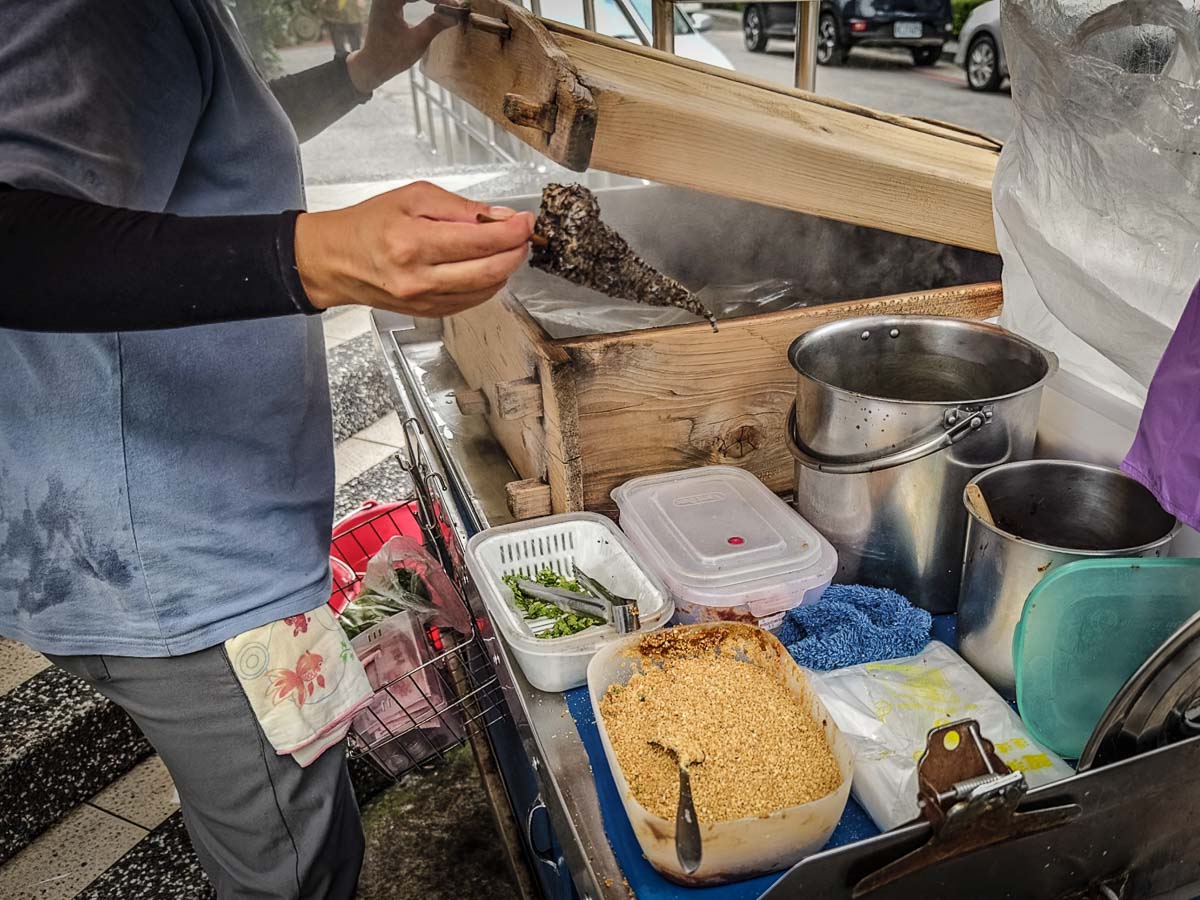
[433,2,470,20]
[477,213,548,248]
[434,3,513,37]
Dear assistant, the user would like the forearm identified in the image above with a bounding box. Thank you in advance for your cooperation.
[0,187,316,333]
[269,57,372,143]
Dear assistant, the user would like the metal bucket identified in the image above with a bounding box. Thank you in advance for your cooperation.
[958,460,1180,697]
[786,316,1057,613]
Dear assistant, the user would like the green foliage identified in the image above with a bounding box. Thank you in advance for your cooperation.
[228,0,302,74]
[951,0,987,36]
[340,568,432,639]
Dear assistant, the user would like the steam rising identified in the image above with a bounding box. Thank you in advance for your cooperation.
[510,182,1001,338]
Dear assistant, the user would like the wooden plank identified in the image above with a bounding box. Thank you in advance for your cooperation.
[439,295,557,484]
[548,21,1002,154]
[538,356,584,514]
[506,478,554,519]
[455,389,491,416]
[495,380,545,420]
[553,26,998,253]
[421,0,596,170]
[440,293,584,512]
[558,283,1004,512]
[419,0,998,252]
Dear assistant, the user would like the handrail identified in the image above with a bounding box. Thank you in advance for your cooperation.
[649,0,820,90]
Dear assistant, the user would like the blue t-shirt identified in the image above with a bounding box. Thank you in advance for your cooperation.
[0,0,335,656]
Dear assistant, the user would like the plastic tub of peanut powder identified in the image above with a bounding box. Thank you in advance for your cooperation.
[587,622,853,886]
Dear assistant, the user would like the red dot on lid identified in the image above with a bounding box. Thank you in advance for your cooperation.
[727,536,745,545]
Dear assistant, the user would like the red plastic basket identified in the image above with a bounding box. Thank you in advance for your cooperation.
[326,499,504,779]
[328,499,424,614]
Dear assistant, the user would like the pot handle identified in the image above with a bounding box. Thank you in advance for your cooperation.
[786,403,992,475]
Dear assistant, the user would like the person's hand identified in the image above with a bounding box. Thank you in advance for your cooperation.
[346,0,455,93]
[294,181,535,317]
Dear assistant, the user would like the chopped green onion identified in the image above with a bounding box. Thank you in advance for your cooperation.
[503,569,601,640]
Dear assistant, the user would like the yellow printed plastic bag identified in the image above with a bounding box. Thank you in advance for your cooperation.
[811,641,1073,830]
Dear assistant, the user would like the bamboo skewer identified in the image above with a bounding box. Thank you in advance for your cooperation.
[965,483,997,528]
[477,213,549,247]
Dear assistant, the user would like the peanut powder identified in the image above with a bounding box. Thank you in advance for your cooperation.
[599,643,842,823]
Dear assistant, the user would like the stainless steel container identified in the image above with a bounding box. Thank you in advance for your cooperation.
[958,459,1180,697]
[786,316,1057,613]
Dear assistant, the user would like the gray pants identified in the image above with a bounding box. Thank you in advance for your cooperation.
[48,645,364,899]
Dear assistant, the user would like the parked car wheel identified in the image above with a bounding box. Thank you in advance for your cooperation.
[966,33,1003,91]
[911,46,941,66]
[743,6,769,52]
[816,12,847,66]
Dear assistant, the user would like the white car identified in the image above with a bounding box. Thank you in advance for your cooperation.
[537,0,735,69]
[954,0,1007,92]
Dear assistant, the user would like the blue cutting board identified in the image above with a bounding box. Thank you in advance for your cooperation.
[561,616,958,899]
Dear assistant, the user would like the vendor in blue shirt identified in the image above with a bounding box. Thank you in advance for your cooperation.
[0,1,535,896]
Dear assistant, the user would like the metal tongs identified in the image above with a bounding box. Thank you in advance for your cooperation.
[515,564,641,634]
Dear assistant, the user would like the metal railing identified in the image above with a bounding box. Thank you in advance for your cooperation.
[409,69,539,166]
[649,0,820,90]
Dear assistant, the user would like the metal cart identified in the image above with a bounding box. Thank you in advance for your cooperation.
[367,271,1200,900]
[357,0,1200,880]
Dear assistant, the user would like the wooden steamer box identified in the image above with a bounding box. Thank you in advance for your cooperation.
[417,0,1004,518]
[435,187,1002,518]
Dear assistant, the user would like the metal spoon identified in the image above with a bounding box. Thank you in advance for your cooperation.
[650,735,704,875]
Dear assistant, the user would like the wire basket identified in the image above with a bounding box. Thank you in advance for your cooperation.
[329,500,505,779]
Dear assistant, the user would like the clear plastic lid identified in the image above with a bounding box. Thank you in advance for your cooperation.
[612,466,836,606]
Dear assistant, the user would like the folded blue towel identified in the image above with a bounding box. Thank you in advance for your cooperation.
[776,585,932,671]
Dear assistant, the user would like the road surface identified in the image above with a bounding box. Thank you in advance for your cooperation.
[703,19,1013,140]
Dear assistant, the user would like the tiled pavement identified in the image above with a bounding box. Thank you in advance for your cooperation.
[0,668,153,872]
[0,638,49,695]
[0,758,177,900]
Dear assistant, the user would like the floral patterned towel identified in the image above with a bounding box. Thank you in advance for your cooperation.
[226,605,374,767]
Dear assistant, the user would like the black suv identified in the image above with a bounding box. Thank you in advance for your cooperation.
[743,0,954,66]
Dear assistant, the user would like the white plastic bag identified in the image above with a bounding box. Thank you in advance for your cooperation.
[995,0,1200,406]
[515,279,815,337]
[356,535,471,635]
[811,642,1073,831]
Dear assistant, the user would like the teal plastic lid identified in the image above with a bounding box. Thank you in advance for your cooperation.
[1013,557,1200,759]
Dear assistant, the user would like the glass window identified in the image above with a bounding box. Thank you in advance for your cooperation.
[626,0,694,35]
[595,0,642,40]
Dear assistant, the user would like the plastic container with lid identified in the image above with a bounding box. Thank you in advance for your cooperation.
[1014,557,1200,759]
[612,466,838,631]
[465,512,673,692]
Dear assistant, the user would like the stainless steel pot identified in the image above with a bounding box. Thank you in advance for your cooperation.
[958,459,1180,697]
[787,316,1057,613]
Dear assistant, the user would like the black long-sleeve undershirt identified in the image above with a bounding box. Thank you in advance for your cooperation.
[0,187,317,333]
[271,57,373,144]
